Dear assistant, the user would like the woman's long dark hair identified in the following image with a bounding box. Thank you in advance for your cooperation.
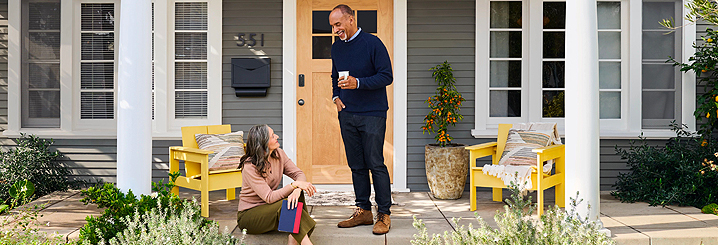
[239,124,280,177]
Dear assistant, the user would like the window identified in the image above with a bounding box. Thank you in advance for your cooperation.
[474,0,690,137]
[173,2,208,119]
[641,0,682,129]
[21,0,61,127]
[78,3,116,121]
[8,0,221,137]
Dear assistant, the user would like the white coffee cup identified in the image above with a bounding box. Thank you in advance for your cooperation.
[339,71,349,81]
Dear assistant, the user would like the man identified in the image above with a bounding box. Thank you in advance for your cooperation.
[329,4,393,235]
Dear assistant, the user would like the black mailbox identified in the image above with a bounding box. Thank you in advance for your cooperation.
[231,57,271,96]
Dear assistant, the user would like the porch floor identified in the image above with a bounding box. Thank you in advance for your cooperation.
[9,188,718,245]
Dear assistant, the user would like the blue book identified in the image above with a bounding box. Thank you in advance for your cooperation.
[278,200,303,233]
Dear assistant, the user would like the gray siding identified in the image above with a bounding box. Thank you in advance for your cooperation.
[407,0,482,191]
[0,0,7,131]
[222,0,284,136]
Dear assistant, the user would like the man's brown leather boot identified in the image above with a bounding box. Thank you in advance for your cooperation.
[372,212,391,234]
[337,207,373,228]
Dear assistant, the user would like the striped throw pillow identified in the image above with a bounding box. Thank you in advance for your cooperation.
[195,131,245,171]
[498,129,553,166]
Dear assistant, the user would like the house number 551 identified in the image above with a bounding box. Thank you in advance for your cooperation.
[237,33,264,47]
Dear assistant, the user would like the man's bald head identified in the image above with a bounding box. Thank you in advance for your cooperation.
[329,4,357,41]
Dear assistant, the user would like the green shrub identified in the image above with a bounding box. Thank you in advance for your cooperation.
[96,199,244,245]
[703,203,718,215]
[612,124,718,207]
[77,172,211,244]
[0,134,74,206]
[411,183,615,245]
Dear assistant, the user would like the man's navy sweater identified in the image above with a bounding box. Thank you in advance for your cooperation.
[331,30,393,118]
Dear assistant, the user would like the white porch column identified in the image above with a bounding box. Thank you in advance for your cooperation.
[117,0,153,195]
[565,0,600,221]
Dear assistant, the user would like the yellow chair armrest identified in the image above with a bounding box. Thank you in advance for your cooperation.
[532,144,564,161]
[465,142,498,150]
[169,146,214,155]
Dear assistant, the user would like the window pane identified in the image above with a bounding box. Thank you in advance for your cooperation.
[490,90,521,117]
[81,3,114,31]
[597,2,620,29]
[29,2,60,30]
[642,64,676,89]
[599,62,621,89]
[543,2,566,29]
[643,2,674,29]
[490,61,521,87]
[175,62,207,89]
[29,64,60,89]
[313,36,332,59]
[598,31,620,59]
[29,32,60,60]
[542,61,564,88]
[81,33,115,60]
[358,11,377,33]
[490,1,522,28]
[175,33,207,60]
[542,91,564,118]
[642,91,675,119]
[490,31,521,58]
[600,91,621,119]
[175,2,207,31]
[28,91,60,118]
[81,63,114,89]
[81,92,114,119]
[313,11,332,34]
[175,91,207,118]
[642,31,674,60]
[543,32,565,58]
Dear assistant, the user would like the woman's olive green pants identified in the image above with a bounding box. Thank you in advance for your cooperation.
[237,192,316,243]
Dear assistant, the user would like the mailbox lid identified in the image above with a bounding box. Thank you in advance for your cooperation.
[231,57,271,88]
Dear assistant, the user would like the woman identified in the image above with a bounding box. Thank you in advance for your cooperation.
[237,124,318,245]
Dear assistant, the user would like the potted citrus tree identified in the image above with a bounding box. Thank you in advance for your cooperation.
[422,61,468,199]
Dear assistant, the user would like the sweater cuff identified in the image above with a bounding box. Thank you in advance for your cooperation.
[356,78,360,89]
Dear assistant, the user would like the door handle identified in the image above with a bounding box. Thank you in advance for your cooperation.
[299,74,305,87]
[298,99,305,106]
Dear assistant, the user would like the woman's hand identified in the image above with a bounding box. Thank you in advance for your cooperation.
[287,189,302,209]
[292,181,317,197]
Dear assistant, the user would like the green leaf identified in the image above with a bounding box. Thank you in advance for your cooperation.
[0,204,8,213]
[9,179,35,200]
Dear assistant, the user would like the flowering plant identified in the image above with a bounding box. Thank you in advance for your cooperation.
[422,61,465,147]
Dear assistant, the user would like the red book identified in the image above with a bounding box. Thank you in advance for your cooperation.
[278,200,303,233]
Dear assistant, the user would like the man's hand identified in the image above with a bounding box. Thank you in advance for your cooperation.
[334,98,346,112]
[287,189,302,209]
[338,76,358,89]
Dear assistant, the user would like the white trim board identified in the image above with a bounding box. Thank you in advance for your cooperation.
[281,0,409,192]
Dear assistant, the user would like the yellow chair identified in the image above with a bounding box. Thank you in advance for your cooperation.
[170,125,243,217]
[465,124,565,215]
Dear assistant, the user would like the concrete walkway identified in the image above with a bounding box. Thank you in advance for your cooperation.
[6,189,718,244]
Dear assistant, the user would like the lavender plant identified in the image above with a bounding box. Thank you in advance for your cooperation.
[411,182,615,245]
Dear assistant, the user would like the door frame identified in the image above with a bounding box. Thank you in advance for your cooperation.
[282,0,408,191]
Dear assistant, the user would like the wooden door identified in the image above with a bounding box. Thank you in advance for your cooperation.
[297,0,393,184]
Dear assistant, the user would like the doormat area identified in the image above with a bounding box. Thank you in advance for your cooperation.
[305,191,399,206]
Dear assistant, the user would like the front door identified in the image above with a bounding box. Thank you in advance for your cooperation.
[296,0,394,184]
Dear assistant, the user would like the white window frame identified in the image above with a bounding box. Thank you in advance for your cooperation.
[6,0,222,138]
[472,0,696,138]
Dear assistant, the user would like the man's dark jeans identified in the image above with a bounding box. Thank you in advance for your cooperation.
[338,111,391,215]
